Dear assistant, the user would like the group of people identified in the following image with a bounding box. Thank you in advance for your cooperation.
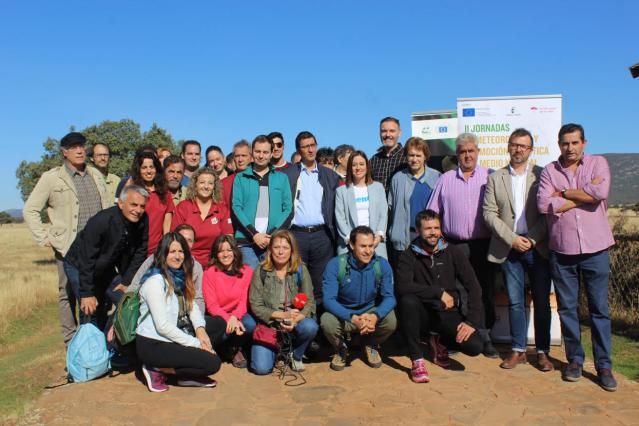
[23,118,617,392]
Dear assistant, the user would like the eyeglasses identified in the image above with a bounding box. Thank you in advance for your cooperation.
[299,143,317,150]
[508,142,532,151]
[273,142,283,148]
[94,153,110,158]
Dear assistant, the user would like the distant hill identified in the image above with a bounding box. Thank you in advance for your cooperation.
[602,154,639,205]
[3,209,23,220]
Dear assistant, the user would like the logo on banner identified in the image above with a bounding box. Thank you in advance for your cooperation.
[420,126,432,136]
[462,108,475,117]
[438,126,448,133]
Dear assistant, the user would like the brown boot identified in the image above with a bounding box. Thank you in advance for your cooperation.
[499,351,527,369]
[536,353,554,372]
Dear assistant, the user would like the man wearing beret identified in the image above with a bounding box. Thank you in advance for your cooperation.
[24,132,109,347]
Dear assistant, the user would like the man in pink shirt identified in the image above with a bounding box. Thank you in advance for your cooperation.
[537,123,616,392]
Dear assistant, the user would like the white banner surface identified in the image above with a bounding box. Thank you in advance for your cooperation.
[457,95,562,169]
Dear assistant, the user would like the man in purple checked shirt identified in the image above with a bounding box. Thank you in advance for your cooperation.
[537,123,617,392]
[426,133,499,359]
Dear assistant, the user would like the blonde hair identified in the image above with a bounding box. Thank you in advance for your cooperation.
[185,166,222,203]
[261,230,303,273]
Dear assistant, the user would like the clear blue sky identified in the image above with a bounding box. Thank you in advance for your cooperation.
[1,1,637,210]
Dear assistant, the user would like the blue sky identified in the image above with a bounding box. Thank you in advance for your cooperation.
[1,1,637,210]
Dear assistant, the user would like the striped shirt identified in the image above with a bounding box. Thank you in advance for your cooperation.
[537,155,614,255]
[370,144,407,193]
[65,164,103,232]
[426,166,491,241]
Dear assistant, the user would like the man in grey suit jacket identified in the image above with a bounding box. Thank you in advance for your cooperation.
[483,128,553,372]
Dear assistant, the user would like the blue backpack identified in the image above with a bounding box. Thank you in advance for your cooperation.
[66,323,111,383]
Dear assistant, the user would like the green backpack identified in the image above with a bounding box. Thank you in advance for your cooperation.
[113,290,149,346]
[336,253,382,289]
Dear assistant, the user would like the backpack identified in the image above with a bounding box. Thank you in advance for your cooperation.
[336,253,382,290]
[113,290,149,346]
[66,323,111,383]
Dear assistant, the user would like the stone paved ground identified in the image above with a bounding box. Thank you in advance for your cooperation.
[18,346,639,425]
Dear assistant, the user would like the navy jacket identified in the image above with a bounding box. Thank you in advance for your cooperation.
[282,163,340,241]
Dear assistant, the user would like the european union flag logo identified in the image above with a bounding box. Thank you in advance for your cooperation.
[462,108,475,117]
[438,126,447,133]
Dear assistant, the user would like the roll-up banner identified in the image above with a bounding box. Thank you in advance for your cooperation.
[457,94,562,169]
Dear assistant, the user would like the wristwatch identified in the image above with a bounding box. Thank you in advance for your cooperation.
[561,189,568,198]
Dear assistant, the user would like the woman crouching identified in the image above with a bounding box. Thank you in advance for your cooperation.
[249,230,318,375]
[136,232,221,392]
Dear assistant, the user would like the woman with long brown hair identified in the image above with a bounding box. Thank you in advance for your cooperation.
[136,232,221,392]
[248,230,317,375]
[202,235,255,368]
[129,151,174,255]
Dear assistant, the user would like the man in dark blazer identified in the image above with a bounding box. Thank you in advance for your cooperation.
[483,128,553,372]
[282,131,340,307]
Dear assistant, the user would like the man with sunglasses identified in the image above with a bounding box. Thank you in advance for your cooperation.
[268,131,290,171]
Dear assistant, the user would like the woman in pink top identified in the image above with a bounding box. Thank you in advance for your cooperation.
[202,235,255,368]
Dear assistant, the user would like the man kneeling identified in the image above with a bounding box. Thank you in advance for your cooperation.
[321,226,397,371]
[396,210,484,383]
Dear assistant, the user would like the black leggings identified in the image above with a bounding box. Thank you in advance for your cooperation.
[399,294,483,361]
[136,335,222,378]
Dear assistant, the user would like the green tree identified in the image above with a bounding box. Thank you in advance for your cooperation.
[83,119,143,177]
[15,137,63,201]
[0,211,14,224]
[142,122,178,154]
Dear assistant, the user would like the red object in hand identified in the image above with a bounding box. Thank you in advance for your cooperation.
[292,293,308,310]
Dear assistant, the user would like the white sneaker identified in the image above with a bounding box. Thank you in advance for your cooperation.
[290,354,305,372]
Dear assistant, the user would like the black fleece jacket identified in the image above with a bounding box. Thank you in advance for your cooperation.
[65,206,148,298]
[395,238,484,327]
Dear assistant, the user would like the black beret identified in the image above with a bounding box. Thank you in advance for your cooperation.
[60,132,86,148]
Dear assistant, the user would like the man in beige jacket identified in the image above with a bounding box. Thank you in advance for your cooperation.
[483,128,553,372]
[23,132,109,347]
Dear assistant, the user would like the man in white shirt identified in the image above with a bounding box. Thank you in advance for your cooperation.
[483,128,553,372]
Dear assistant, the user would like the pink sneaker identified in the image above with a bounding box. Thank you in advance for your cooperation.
[411,358,430,383]
[142,364,169,393]
[429,334,451,369]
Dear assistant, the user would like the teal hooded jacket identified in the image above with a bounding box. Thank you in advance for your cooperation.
[231,165,293,240]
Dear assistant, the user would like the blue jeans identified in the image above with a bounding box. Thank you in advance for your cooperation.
[501,249,552,352]
[240,245,265,270]
[550,250,612,369]
[250,318,319,375]
[221,313,257,343]
[63,261,117,331]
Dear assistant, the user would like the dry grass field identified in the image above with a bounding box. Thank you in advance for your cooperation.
[0,223,58,336]
[0,223,65,422]
[609,207,639,234]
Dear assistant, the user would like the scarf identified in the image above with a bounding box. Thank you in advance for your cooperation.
[142,266,185,292]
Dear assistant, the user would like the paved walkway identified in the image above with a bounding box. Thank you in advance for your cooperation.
[18,347,639,425]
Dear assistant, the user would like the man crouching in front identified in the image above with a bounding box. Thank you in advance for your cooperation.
[396,210,484,383]
[321,226,397,371]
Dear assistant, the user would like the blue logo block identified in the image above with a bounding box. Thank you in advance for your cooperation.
[438,126,448,133]
[462,108,475,117]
